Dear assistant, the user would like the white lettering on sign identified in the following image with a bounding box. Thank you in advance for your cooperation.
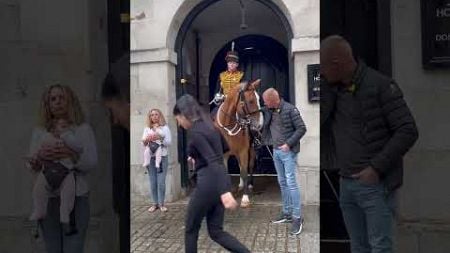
[313,75,320,81]
[436,7,450,17]
[436,33,450,41]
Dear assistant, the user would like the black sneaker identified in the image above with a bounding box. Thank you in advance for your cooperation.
[290,217,303,235]
[271,213,292,224]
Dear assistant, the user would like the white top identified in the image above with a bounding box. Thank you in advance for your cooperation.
[40,130,82,170]
[28,123,98,196]
[142,125,171,157]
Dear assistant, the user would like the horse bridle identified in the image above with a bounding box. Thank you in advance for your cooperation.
[237,88,262,124]
[216,86,261,136]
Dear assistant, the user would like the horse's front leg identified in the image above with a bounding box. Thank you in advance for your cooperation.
[223,152,235,193]
[238,174,244,190]
[238,151,251,208]
[250,148,257,188]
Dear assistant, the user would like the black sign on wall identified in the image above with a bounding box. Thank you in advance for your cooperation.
[421,0,450,68]
[307,64,320,102]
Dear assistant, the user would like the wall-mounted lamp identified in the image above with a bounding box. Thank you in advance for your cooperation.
[239,0,248,30]
[132,12,146,21]
[122,11,146,23]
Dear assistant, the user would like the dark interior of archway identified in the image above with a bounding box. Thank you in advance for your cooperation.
[209,35,289,175]
[175,0,295,188]
[107,0,130,251]
[209,34,289,104]
[321,0,378,70]
[320,1,390,252]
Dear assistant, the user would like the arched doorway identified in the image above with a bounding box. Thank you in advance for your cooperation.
[173,0,293,188]
[209,35,289,175]
[209,35,289,103]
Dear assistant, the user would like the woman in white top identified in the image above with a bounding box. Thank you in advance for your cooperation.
[27,84,97,253]
[142,109,171,213]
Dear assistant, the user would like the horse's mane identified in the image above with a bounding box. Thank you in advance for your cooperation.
[224,79,260,104]
[225,82,245,101]
[228,81,251,97]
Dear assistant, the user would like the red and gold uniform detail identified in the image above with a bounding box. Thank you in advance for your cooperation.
[220,71,244,96]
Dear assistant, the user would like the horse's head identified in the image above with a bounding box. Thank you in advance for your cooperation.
[235,79,263,131]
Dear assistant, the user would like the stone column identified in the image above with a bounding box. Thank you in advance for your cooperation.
[292,36,320,206]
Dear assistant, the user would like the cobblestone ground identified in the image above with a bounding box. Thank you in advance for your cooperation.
[131,200,319,253]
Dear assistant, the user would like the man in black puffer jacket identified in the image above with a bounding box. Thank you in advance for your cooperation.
[321,35,418,253]
[261,88,307,235]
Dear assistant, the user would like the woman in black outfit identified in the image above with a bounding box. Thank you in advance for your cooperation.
[173,94,250,253]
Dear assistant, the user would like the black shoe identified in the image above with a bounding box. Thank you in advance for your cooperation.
[290,217,303,235]
[63,223,78,236]
[271,213,292,224]
[33,220,42,239]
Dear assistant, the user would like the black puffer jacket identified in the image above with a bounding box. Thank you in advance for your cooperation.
[262,99,307,153]
[321,62,419,191]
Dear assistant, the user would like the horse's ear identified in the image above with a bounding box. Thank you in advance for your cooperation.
[240,82,247,92]
[250,79,261,89]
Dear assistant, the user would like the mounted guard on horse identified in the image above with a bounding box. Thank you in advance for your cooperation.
[210,42,263,207]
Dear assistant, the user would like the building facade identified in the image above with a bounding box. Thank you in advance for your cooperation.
[130,0,320,208]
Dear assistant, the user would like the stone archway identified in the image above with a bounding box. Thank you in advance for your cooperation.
[169,0,295,189]
[166,0,294,51]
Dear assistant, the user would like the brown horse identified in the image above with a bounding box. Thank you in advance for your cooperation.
[214,79,263,207]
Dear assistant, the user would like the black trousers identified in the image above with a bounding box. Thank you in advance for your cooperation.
[185,169,250,253]
[119,193,130,253]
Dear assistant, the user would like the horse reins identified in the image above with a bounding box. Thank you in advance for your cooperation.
[216,102,242,136]
[217,87,262,136]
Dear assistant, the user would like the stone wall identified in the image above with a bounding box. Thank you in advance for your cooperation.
[392,1,450,252]
[0,0,119,252]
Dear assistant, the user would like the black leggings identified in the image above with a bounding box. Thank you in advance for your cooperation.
[185,186,250,253]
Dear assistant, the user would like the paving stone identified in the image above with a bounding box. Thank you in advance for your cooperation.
[131,199,318,252]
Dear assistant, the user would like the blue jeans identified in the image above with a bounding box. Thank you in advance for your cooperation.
[147,156,168,205]
[40,196,90,253]
[340,178,395,253]
[273,149,301,218]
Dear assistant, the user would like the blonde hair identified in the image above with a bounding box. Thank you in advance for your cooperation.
[146,108,166,128]
[38,84,85,130]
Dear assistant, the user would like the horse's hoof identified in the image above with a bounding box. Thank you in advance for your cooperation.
[241,195,251,208]
[240,201,250,208]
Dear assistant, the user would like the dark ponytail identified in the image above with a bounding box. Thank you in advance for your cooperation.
[173,94,214,129]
